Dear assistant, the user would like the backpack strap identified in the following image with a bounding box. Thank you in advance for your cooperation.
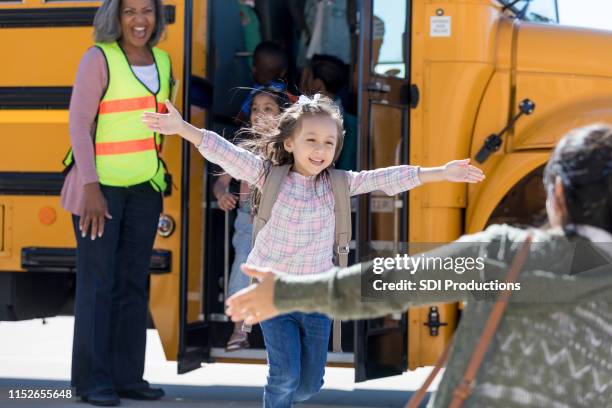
[328,168,352,353]
[242,164,290,334]
[448,233,533,408]
[251,164,291,246]
[328,169,351,268]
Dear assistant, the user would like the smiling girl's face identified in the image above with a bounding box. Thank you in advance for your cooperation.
[283,115,339,177]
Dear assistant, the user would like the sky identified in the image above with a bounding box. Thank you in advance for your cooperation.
[558,0,612,31]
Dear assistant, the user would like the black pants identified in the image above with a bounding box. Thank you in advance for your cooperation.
[71,182,162,396]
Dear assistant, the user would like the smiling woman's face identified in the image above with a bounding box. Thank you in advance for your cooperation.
[120,0,156,48]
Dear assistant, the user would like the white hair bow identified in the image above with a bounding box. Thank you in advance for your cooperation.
[297,94,322,105]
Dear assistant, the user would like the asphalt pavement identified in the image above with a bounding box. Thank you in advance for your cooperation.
[0,317,437,407]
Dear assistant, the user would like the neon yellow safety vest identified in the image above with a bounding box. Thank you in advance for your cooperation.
[64,41,172,193]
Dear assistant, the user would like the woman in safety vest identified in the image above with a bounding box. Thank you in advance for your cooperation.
[60,0,170,405]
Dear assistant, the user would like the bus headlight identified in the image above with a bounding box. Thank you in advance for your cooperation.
[158,214,175,238]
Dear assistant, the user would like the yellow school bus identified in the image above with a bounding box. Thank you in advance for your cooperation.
[2,0,612,383]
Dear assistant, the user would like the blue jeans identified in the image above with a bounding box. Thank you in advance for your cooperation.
[227,201,253,298]
[261,312,331,408]
[71,182,162,396]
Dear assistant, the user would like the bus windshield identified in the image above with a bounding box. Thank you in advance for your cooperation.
[497,0,559,24]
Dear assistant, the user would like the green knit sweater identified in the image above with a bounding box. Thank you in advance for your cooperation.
[273,225,612,407]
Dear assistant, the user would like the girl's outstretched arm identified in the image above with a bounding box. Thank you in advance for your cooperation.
[347,165,421,196]
[347,159,484,196]
[143,101,265,188]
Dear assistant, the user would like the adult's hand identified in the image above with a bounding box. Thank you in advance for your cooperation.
[226,264,279,325]
[80,183,112,240]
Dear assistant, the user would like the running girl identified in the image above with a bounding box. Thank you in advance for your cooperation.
[143,94,484,408]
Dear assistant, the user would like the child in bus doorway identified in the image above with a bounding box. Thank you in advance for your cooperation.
[236,41,296,125]
[300,54,358,170]
[142,94,484,408]
[213,88,290,352]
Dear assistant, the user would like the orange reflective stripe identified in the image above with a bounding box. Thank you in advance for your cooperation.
[99,96,156,114]
[96,138,156,155]
[157,102,168,113]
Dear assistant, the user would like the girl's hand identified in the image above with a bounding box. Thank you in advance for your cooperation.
[226,264,279,325]
[142,100,184,135]
[217,192,238,211]
[443,159,485,183]
[80,183,112,240]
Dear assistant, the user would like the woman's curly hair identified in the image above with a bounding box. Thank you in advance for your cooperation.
[544,124,612,234]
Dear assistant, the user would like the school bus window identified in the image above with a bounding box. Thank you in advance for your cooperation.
[524,0,559,23]
[499,0,559,24]
[372,0,407,78]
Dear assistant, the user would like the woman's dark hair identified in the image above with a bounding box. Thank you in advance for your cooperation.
[241,94,345,211]
[543,124,612,234]
[94,0,166,47]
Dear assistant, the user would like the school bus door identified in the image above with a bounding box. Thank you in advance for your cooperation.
[354,0,457,380]
[354,0,411,381]
[173,0,212,374]
[0,0,210,371]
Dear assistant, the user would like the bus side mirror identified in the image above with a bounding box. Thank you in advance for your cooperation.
[475,99,536,163]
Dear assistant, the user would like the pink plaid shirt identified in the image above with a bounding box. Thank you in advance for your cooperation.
[198,129,422,275]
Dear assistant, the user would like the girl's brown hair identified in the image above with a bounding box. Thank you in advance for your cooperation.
[543,123,612,234]
[241,93,345,211]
